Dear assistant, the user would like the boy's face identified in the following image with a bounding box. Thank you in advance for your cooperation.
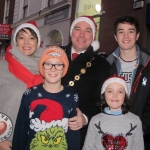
[114,23,140,52]
[104,82,126,111]
[43,58,64,85]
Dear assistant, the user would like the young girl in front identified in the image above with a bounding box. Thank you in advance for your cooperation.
[82,76,144,150]
[12,46,80,150]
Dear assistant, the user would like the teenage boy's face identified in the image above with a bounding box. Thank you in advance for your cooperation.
[114,23,140,52]
[71,21,93,53]
[43,58,64,85]
[104,82,126,111]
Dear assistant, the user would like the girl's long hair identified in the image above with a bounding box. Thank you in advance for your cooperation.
[98,93,131,114]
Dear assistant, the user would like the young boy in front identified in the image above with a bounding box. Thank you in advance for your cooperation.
[12,46,80,150]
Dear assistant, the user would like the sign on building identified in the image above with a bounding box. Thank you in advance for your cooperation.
[44,7,69,25]
[0,24,12,40]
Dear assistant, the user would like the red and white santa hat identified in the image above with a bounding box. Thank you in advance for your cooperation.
[70,16,100,51]
[70,15,97,40]
[29,99,68,133]
[101,76,128,95]
[13,21,41,48]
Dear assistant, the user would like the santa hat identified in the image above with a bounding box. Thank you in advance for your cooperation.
[101,76,128,95]
[29,99,68,132]
[13,21,41,48]
[39,46,69,77]
[70,15,97,40]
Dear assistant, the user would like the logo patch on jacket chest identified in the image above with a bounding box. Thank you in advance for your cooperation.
[142,77,147,86]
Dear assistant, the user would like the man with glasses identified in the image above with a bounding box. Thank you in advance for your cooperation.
[60,16,110,149]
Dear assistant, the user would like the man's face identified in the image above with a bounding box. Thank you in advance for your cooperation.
[71,21,93,53]
[114,23,140,52]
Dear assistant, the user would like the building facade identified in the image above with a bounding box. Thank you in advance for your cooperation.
[0,0,15,58]
[11,0,73,49]
[7,0,150,55]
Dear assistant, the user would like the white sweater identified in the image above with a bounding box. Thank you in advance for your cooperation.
[82,112,144,150]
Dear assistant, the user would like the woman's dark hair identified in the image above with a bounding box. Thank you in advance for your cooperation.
[98,93,131,114]
[114,15,140,35]
[16,27,38,42]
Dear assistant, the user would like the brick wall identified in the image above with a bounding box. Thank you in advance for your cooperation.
[99,0,147,54]
[0,0,5,23]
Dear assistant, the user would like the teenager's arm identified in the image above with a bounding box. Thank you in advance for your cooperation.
[67,96,80,150]
[12,95,29,150]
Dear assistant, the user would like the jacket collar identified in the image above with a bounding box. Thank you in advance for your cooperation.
[108,44,150,66]
[113,44,140,64]
[63,42,95,60]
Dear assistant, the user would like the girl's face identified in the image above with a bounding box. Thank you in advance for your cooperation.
[104,82,126,111]
[43,58,64,85]
[16,28,38,57]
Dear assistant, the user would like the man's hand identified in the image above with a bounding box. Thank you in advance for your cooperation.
[0,141,12,150]
[68,108,86,130]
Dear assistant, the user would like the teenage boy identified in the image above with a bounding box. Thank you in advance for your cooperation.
[107,15,150,149]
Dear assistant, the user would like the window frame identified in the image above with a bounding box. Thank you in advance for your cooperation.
[5,0,10,23]
[23,0,28,18]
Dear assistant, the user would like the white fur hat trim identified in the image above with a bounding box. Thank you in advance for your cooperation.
[70,17,96,40]
[101,76,128,95]
[13,23,41,48]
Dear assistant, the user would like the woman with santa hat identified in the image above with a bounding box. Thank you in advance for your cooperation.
[0,21,43,150]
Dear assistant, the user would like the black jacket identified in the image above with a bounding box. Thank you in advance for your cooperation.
[60,42,110,148]
[107,46,150,135]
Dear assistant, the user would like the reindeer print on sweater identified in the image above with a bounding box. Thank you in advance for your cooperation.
[95,121,137,150]
[82,112,144,150]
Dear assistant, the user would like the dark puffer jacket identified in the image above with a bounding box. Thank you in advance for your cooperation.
[107,45,150,135]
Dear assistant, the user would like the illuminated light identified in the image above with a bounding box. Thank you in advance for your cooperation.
[95,4,101,12]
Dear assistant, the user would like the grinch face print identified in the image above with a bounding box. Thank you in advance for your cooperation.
[30,126,67,150]
[95,121,137,150]
[29,99,68,150]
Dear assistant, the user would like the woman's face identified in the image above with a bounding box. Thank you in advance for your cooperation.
[16,28,38,57]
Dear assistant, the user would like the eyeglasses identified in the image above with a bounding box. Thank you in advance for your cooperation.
[43,62,64,71]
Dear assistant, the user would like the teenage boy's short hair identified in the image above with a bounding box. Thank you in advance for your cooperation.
[114,16,140,35]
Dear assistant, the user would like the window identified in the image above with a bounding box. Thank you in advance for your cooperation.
[0,43,8,58]
[5,0,10,23]
[57,0,63,3]
[48,0,56,6]
[23,0,28,18]
[47,0,64,6]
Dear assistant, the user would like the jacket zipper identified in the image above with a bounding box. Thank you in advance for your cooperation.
[130,60,150,99]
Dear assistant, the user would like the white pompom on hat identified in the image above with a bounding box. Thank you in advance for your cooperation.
[13,21,41,48]
[70,15,97,40]
[101,76,128,95]
[91,40,100,51]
